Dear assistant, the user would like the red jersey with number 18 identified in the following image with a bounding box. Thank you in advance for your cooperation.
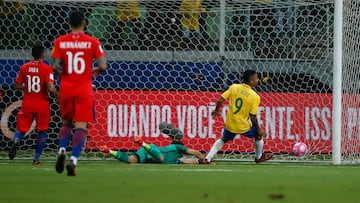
[51,32,104,96]
[15,60,54,112]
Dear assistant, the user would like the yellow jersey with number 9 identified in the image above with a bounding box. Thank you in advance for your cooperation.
[221,84,260,134]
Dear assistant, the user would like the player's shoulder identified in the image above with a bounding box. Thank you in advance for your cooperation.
[253,91,260,99]
[90,35,101,46]
[238,84,260,98]
[245,85,258,95]
[81,33,100,42]
[19,62,29,73]
[250,88,260,99]
[39,61,52,71]
[54,33,70,42]
[231,84,243,88]
[21,60,37,70]
[21,61,33,67]
[228,83,242,91]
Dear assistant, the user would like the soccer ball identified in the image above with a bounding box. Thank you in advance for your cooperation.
[293,142,308,156]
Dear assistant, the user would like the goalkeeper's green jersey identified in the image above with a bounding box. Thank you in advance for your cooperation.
[159,144,188,164]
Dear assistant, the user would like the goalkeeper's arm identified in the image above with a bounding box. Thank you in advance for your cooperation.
[181,149,205,164]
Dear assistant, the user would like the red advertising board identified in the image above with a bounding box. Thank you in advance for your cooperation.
[86,90,360,153]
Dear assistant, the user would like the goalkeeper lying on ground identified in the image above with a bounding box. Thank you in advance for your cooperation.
[100,122,206,164]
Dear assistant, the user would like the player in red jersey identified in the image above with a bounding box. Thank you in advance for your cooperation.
[51,10,107,176]
[8,44,58,165]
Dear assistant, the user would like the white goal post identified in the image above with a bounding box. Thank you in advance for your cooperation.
[332,0,342,165]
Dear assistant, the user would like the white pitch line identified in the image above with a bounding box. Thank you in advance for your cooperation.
[24,166,253,173]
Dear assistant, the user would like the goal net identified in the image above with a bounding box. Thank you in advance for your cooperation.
[0,0,355,163]
[341,0,360,164]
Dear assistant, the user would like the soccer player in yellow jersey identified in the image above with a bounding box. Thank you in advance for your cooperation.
[205,70,273,163]
[114,0,144,47]
[179,0,206,39]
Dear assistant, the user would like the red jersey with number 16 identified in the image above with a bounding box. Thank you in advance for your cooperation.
[51,32,104,96]
[15,60,54,113]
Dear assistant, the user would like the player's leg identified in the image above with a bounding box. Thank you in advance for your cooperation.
[254,131,273,163]
[146,144,163,162]
[242,127,263,159]
[14,111,33,143]
[100,145,139,164]
[110,149,129,163]
[65,121,87,176]
[55,119,73,173]
[9,111,32,160]
[56,96,74,174]
[58,96,74,154]
[205,128,235,162]
[134,147,155,163]
[243,127,273,163]
[134,136,163,162]
[65,95,93,176]
[254,136,264,160]
[58,119,73,154]
[194,30,202,39]
[182,28,191,39]
[33,111,50,165]
[71,121,87,165]
[33,131,46,166]
[113,151,139,164]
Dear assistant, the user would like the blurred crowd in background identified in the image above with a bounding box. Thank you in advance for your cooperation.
[1,0,330,59]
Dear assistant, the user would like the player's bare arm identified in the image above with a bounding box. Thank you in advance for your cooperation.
[186,149,205,160]
[179,149,205,164]
[46,82,58,98]
[50,58,62,76]
[92,57,107,78]
[211,96,225,116]
[14,82,24,90]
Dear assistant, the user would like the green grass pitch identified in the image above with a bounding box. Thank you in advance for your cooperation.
[0,160,359,203]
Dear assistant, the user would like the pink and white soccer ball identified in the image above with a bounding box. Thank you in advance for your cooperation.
[293,142,308,156]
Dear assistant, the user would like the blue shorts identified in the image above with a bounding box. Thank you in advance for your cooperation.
[222,127,258,141]
[182,28,202,39]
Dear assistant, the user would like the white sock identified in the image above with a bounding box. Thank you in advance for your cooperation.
[70,156,78,165]
[255,139,264,159]
[206,139,224,161]
[58,147,66,155]
[109,150,117,157]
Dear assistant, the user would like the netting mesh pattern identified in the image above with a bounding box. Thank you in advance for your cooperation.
[341,0,360,163]
[0,0,348,162]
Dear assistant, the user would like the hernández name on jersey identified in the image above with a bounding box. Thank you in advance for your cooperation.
[59,41,92,49]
